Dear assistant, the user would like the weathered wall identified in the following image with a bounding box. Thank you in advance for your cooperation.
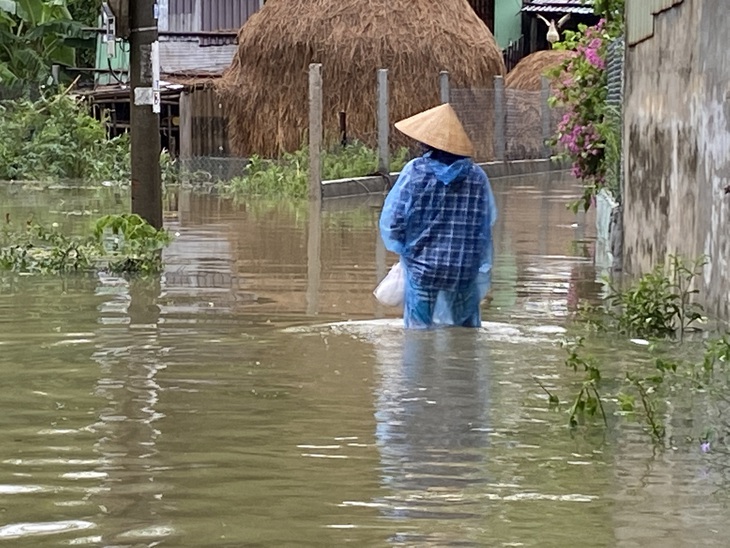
[623,0,730,320]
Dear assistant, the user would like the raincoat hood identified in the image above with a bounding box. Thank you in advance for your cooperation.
[423,150,473,186]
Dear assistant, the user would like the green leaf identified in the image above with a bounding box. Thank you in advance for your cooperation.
[617,392,635,412]
[16,0,43,24]
[47,42,74,66]
[0,0,17,15]
[588,366,601,382]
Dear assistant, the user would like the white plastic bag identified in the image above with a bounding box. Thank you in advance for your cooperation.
[373,261,405,307]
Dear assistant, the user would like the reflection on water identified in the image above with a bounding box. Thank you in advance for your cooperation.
[374,329,491,537]
[375,330,490,492]
[0,173,728,546]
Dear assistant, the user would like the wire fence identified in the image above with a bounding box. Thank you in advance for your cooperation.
[2,71,566,184]
[177,75,566,182]
[451,81,566,163]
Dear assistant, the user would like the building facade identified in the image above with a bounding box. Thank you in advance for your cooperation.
[623,0,730,321]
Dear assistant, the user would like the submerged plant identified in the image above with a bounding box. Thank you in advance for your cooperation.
[0,214,171,275]
[618,356,679,440]
[94,214,172,275]
[0,221,98,273]
[701,335,730,377]
[584,255,706,339]
[558,337,607,428]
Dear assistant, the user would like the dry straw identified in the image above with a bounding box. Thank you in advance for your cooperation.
[217,0,505,157]
[505,49,575,91]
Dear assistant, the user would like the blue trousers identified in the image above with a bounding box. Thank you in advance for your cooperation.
[404,277,482,329]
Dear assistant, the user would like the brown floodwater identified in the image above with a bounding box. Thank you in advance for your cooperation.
[0,173,728,547]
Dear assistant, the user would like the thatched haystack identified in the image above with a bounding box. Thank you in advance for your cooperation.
[505,49,575,91]
[217,0,506,158]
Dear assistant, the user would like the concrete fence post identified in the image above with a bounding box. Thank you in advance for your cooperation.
[439,70,450,103]
[377,69,390,175]
[493,75,506,162]
[307,63,323,316]
[375,68,390,318]
[540,75,552,159]
[309,63,323,203]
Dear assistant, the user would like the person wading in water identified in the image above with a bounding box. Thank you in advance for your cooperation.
[379,103,498,329]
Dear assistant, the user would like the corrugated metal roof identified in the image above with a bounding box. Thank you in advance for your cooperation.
[522,0,595,14]
[95,0,257,86]
[522,5,594,14]
[523,0,594,5]
[162,0,200,42]
[626,0,684,45]
[158,0,258,45]
[159,42,237,74]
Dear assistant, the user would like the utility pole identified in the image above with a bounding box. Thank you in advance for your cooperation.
[129,0,162,229]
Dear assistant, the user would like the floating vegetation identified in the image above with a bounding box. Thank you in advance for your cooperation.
[0,213,171,275]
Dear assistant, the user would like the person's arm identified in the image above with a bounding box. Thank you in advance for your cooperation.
[476,169,498,300]
[379,161,414,256]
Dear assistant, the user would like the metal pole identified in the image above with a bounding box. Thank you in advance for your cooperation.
[493,75,506,161]
[306,63,323,316]
[129,0,162,229]
[439,70,450,103]
[540,75,552,159]
[377,69,389,175]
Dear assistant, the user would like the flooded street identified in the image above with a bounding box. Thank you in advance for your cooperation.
[0,173,728,547]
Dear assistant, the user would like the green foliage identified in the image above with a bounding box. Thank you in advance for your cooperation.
[66,0,98,27]
[591,0,625,28]
[0,213,171,275]
[221,141,411,200]
[558,334,730,444]
[0,90,411,196]
[701,335,730,377]
[94,213,171,274]
[0,0,86,86]
[619,356,678,440]
[604,255,705,339]
[599,105,622,200]
[65,0,99,68]
[0,219,98,272]
[0,92,129,181]
[554,252,729,444]
[558,337,607,428]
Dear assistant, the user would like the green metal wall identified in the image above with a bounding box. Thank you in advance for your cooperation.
[495,0,523,49]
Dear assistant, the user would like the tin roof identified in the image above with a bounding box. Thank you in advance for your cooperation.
[522,0,595,15]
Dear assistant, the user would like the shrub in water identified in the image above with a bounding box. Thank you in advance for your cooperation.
[0,93,129,182]
[0,214,171,275]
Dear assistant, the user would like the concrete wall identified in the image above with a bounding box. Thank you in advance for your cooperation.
[623,0,730,320]
[321,158,569,200]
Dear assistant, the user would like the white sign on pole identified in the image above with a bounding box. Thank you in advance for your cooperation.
[151,41,161,114]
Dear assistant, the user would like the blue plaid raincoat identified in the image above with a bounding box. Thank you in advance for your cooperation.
[379,149,497,329]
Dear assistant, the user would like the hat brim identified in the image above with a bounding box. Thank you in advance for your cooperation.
[394,104,475,157]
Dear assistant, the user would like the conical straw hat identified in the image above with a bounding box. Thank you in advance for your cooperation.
[394,103,474,157]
